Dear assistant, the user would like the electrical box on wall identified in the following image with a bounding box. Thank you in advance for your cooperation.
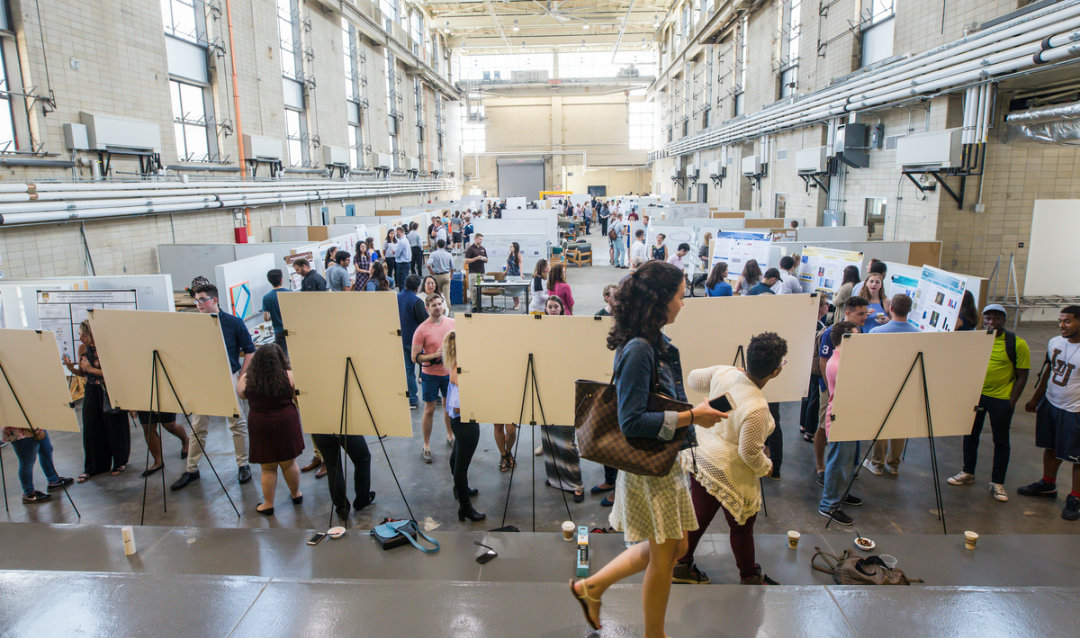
[896,128,964,169]
[62,123,89,151]
[835,123,870,168]
[795,146,829,174]
[741,155,762,176]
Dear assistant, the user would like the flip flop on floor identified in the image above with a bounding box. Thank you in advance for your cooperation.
[110,465,126,476]
[76,473,90,483]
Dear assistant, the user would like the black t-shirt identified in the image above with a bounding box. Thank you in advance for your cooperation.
[464,244,487,274]
[301,270,328,291]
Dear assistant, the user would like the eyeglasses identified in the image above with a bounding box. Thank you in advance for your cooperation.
[194,297,215,304]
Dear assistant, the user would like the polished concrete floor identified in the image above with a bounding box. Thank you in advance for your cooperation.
[1,234,1079,637]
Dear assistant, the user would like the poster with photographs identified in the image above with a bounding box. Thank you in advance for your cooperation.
[37,289,137,362]
[796,246,864,296]
[711,232,774,282]
[910,265,967,332]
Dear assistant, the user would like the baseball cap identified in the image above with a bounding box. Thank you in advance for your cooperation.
[982,303,1007,315]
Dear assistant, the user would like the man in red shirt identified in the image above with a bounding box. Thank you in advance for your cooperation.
[411,294,456,462]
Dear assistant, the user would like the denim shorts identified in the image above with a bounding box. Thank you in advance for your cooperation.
[421,372,449,403]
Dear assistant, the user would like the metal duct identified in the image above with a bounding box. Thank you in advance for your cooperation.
[1004,100,1080,144]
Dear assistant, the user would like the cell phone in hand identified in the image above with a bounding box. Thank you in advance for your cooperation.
[307,532,327,546]
[709,393,736,413]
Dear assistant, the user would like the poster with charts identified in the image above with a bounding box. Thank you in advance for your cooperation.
[910,265,966,333]
[710,232,773,281]
[36,289,137,363]
[796,246,863,296]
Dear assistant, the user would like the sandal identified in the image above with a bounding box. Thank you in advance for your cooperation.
[76,474,90,483]
[141,464,163,478]
[110,465,126,476]
[569,579,602,630]
[499,454,509,473]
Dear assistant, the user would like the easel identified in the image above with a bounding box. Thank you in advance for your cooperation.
[732,345,767,518]
[490,351,574,532]
[0,355,79,516]
[826,347,948,534]
[139,350,240,525]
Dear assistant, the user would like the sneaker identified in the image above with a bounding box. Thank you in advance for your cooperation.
[947,471,975,486]
[47,477,74,491]
[819,508,854,526]
[671,562,711,584]
[22,490,51,504]
[1064,494,1080,521]
[1017,479,1058,498]
[861,459,883,476]
[421,448,433,463]
[815,471,825,487]
[410,403,418,410]
[989,483,1009,502]
[843,494,863,507]
[884,464,900,476]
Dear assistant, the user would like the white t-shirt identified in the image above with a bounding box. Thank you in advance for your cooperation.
[773,271,803,294]
[630,240,647,263]
[1046,336,1080,412]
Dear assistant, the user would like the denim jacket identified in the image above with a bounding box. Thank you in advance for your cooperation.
[614,335,689,442]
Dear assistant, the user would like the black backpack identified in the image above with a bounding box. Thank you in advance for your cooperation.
[1003,330,1019,377]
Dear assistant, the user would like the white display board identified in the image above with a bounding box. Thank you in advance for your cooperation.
[646,225,698,256]
[665,295,819,403]
[796,226,869,243]
[910,265,966,333]
[156,244,240,291]
[797,246,864,295]
[506,196,527,210]
[88,310,242,417]
[1023,200,1080,297]
[0,329,80,433]
[278,292,412,436]
[829,331,993,441]
[884,261,923,298]
[711,232,776,281]
[500,209,560,242]
[37,289,137,361]
[472,217,551,243]
[477,233,546,276]
[214,253,276,323]
[455,314,614,426]
[0,275,172,335]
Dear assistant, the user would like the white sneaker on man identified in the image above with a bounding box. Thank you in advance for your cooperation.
[862,459,883,476]
[946,471,975,486]
[989,482,1009,502]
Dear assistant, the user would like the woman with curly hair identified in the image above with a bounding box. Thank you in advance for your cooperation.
[570,260,726,637]
[238,344,304,516]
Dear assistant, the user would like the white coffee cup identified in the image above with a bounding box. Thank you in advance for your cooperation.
[787,530,800,549]
[121,526,136,556]
[562,521,576,541]
[964,530,978,550]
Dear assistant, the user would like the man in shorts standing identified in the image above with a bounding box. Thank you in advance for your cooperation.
[1019,305,1080,521]
[411,294,455,463]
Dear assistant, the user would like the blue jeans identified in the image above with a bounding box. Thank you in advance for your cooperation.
[819,440,860,512]
[395,262,410,291]
[612,238,626,266]
[12,434,60,495]
[403,345,418,407]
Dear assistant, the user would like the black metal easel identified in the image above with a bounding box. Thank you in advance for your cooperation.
[0,354,79,517]
[139,349,240,525]
[826,346,948,534]
[492,351,574,532]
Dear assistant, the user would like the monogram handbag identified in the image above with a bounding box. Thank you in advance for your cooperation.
[574,377,693,477]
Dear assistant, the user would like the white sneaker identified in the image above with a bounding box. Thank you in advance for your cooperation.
[862,459,883,476]
[947,471,975,486]
[989,482,1009,502]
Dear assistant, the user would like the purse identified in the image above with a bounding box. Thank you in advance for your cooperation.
[574,351,694,477]
[101,387,124,415]
[811,547,921,585]
[370,519,440,553]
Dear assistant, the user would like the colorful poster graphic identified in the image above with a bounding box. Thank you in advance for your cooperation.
[910,265,967,332]
[796,246,863,295]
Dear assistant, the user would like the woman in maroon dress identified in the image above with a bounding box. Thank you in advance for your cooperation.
[238,344,305,516]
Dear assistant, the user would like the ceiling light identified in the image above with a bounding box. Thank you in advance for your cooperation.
[512,19,519,32]
[653,14,660,28]
[583,23,590,30]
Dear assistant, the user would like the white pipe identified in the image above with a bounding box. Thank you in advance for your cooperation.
[975,84,987,145]
[962,87,977,144]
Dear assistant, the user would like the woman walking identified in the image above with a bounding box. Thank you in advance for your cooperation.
[569,261,725,637]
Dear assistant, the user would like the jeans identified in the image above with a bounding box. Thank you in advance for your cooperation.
[12,434,60,494]
[681,475,759,580]
[395,262,411,291]
[449,416,479,499]
[612,238,626,267]
[765,402,782,475]
[411,246,423,275]
[820,440,860,512]
[584,218,591,234]
[801,375,821,435]
[963,394,1013,484]
[311,433,371,511]
[600,217,609,236]
[403,345,418,407]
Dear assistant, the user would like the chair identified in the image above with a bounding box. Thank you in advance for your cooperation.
[566,243,593,267]
[480,272,507,311]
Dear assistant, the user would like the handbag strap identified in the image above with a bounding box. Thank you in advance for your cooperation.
[396,520,440,553]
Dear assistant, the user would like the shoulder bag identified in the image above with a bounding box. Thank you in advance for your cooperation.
[370,518,440,553]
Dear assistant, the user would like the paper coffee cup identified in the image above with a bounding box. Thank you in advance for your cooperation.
[787,530,800,549]
[562,521,576,541]
[964,530,978,549]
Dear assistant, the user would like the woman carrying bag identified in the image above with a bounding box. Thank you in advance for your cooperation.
[569,260,726,638]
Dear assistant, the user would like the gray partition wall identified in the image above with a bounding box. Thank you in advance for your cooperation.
[497,158,544,201]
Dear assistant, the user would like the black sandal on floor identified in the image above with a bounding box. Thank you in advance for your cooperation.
[291,494,303,505]
[255,504,274,516]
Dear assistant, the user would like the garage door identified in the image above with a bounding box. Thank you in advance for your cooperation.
[497,158,545,201]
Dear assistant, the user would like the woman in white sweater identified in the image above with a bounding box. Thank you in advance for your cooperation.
[673,332,788,585]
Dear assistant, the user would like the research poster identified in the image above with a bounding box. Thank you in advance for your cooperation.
[711,232,774,280]
[37,289,137,362]
[796,246,863,295]
[910,265,966,332]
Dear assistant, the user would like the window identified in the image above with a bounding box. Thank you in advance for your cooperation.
[343,19,363,169]
[461,120,485,154]
[861,0,895,67]
[161,0,202,43]
[0,32,17,152]
[435,95,445,162]
[170,80,210,162]
[162,0,217,162]
[733,14,748,116]
[386,50,399,169]
[379,0,398,29]
[779,0,801,98]
[279,0,307,166]
[410,8,424,56]
[628,102,654,151]
[459,53,554,81]
[348,122,363,169]
[415,77,425,160]
[285,108,304,167]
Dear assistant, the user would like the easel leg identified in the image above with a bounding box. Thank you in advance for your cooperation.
[0,445,9,513]
[918,353,948,534]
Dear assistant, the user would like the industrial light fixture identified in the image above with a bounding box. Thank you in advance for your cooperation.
[583,23,590,30]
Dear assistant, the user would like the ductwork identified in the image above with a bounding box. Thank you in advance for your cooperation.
[1005,100,1080,145]
[656,0,1080,158]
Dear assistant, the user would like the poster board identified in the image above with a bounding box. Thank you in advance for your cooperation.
[1023,200,1080,297]
[88,310,241,417]
[710,232,776,281]
[646,225,698,256]
[506,196,527,210]
[744,218,786,230]
[0,329,80,433]
[37,289,137,362]
[277,292,411,436]
[884,262,923,299]
[797,246,864,295]
[455,315,614,426]
[214,253,275,323]
[829,331,993,441]
[156,244,241,291]
[477,233,546,275]
[665,295,819,403]
[910,265,966,332]
[500,209,560,242]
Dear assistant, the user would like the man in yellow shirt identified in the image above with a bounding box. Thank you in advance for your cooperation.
[947,304,1029,502]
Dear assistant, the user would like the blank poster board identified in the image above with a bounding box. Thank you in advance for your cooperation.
[0,330,79,433]
[908,242,941,268]
[1024,200,1080,297]
[156,244,240,291]
[455,315,614,426]
[88,310,241,417]
[278,292,411,437]
[795,226,868,243]
[829,331,993,441]
[744,219,786,229]
[665,295,819,403]
[214,253,275,323]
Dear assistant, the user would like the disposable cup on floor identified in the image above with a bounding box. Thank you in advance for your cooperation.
[787,530,800,549]
[964,530,978,550]
[879,554,897,569]
[562,521,575,541]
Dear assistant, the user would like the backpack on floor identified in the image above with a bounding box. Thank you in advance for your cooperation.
[811,547,920,585]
